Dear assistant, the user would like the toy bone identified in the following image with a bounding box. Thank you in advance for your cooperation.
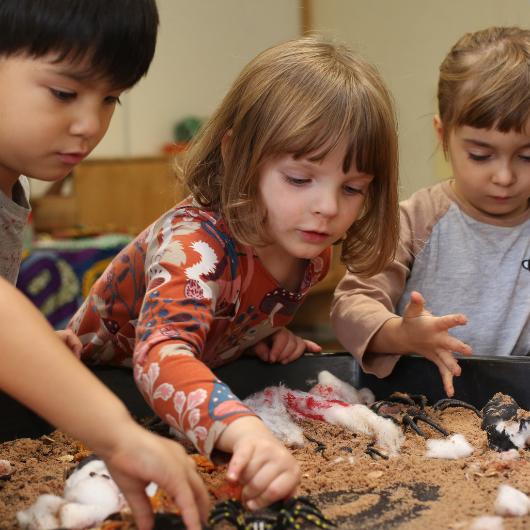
[481,393,530,452]
[17,456,127,530]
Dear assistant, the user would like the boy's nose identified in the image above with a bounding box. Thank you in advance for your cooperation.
[69,109,102,139]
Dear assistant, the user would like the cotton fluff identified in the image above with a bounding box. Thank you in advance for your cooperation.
[469,515,504,530]
[244,386,305,447]
[314,370,375,405]
[494,484,530,517]
[17,458,127,530]
[425,434,473,459]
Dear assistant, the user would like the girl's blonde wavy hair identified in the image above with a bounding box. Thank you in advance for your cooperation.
[182,36,399,276]
[438,26,530,151]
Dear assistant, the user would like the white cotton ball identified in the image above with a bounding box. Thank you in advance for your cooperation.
[59,501,119,529]
[64,460,124,512]
[325,403,404,456]
[244,387,305,447]
[494,484,530,517]
[16,494,64,530]
[425,434,473,459]
[317,371,360,404]
[469,515,504,530]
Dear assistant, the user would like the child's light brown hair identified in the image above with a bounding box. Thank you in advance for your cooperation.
[438,26,530,151]
[183,36,399,276]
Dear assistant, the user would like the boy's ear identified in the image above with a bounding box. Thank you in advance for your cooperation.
[433,115,444,144]
[221,129,233,163]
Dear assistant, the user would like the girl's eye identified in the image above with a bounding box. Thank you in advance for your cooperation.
[285,175,310,186]
[519,154,530,162]
[344,185,364,195]
[50,88,76,101]
[468,152,491,162]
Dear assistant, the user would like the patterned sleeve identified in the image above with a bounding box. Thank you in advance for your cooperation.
[132,210,255,456]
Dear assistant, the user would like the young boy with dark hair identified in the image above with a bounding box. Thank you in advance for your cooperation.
[0,2,210,529]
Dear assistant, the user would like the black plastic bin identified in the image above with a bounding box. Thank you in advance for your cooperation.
[2,352,529,443]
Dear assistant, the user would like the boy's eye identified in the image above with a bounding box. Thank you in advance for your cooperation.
[519,153,530,162]
[104,95,122,105]
[50,88,76,101]
[468,152,491,162]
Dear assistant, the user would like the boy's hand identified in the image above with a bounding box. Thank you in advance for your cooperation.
[104,426,210,530]
[219,417,300,510]
[56,329,82,357]
[252,327,321,364]
[397,291,472,397]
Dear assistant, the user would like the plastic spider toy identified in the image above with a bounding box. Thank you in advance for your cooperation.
[370,392,481,440]
[208,496,336,530]
[481,392,530,452]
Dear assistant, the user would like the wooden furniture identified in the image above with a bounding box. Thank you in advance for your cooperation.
[72,156,186,234]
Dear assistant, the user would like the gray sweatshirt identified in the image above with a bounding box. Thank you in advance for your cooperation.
[331,180,530,378]
[0,176,31,284]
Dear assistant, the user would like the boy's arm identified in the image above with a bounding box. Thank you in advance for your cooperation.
[0,277,210,530]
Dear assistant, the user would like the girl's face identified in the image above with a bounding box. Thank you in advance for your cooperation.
[446,123,530,221]
[256,138,373,279]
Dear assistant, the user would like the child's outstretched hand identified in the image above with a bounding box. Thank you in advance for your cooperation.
[218,416,300,510]
[390,291,472,397]
[102,424,210,530]
[56,329,82,357]
[252,327,321,364]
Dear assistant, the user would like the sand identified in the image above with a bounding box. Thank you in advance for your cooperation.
[1,404,529,529]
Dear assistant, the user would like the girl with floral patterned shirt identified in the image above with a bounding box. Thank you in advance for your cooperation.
[70,36,399,510]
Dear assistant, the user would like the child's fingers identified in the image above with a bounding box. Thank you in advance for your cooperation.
[269,330,290,362]
[403,291,427,318]
[227,443,255,482]
[246,470,298,511]
[436,313,468,331]
[431,356,456,397]
[171,475,210,530]
[120,488,154,530]
[303,339,322,353]
[253,341,271,362]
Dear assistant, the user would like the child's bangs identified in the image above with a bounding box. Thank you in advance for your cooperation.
[267,92,387,178]
[456,75,530,134]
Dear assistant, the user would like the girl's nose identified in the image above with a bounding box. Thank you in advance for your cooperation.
[313,191,339,217]
[492,163,516,186]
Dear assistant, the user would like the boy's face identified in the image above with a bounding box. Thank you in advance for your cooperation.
[0,52,123,194]
[447,124,530,221]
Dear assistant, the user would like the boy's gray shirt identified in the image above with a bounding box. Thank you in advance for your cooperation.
[332,180,530,378]
[0,176,31,284]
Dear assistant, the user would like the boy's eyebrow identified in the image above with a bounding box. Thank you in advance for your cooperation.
[44,63,96,83]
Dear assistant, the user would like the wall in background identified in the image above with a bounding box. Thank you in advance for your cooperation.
[310,0,530,199]
[93,0,301,158]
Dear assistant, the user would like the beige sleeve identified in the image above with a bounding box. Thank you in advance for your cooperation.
[330,183,451,378]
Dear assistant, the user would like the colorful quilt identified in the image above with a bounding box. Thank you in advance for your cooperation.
[16,234,132,330]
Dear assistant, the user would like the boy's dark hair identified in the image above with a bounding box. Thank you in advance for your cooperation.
[0,0,159,88]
